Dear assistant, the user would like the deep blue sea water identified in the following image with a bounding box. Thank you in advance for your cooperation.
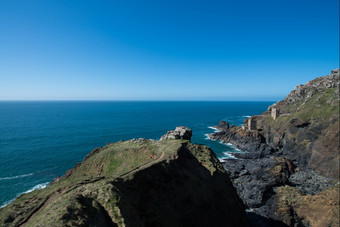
[0,101,273,208]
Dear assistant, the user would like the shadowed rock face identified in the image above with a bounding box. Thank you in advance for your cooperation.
[209,70,340,227]
[0,128,249,227]
[112,143,248,227]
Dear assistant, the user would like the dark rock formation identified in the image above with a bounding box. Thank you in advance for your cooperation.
[0,128,249,227]
[160,126,193,141]
[209,69,340,227]
[215,120,230,131]
[223,156,293,208]
[210,126,274,157]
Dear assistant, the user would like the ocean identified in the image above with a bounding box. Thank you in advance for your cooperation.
[0,101,273,208]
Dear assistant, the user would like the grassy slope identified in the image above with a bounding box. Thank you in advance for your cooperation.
[0,139,238,227]
[0,140,182,226]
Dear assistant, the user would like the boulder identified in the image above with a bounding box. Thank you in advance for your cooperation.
[160,126,192,141]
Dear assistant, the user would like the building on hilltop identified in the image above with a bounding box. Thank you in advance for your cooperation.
[271,107,279,120]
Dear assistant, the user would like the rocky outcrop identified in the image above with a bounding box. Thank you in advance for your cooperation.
[160,126,193,141]
[0,127,249,227]
[281,68,339,106]
[211,125,273,157]
[214,120,230,131]
[223,156,293,209]
[210,70,340,227]
[268,185,339,227]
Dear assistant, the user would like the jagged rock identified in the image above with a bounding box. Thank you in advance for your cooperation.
[288,169,334,195]
[215,120,230,131]
[274,68,340,108]
[257,185,339,227]
[209,126,273,156]
[223,156,293,208]
[160,126,192,141]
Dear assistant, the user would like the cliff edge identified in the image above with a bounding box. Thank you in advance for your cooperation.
[0,127,249,227]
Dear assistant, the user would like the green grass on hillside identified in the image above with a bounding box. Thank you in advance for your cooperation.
[294,88,339,121]
[278,87,338,122]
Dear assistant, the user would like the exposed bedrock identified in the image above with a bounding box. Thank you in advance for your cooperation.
[210,69,340,227]
[160,126,193,141]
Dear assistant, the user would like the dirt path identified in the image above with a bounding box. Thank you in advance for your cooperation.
[19,184,76,227]
[158,151,165,160]
[20,192,59,227]
[19,152,165,226]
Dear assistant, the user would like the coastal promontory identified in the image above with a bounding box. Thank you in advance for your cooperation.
[0,127,249,227]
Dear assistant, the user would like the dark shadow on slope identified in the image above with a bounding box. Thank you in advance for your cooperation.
[112,143,250,227]
[61,195,118,227]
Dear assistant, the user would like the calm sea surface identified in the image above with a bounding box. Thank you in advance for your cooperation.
[0,101,273,207]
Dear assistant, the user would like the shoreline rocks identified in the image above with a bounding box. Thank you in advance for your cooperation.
[211,122,338,226]
[209,70,339,226]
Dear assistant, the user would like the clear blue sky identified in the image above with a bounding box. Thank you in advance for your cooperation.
[0,0,339,101]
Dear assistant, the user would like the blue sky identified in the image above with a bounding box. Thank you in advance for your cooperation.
[0,0,339,101]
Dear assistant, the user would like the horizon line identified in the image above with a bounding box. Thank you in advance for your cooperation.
[0,99,279,102]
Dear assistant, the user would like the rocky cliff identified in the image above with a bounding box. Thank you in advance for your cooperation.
[209,69,340,227]
[0,127,249,227]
